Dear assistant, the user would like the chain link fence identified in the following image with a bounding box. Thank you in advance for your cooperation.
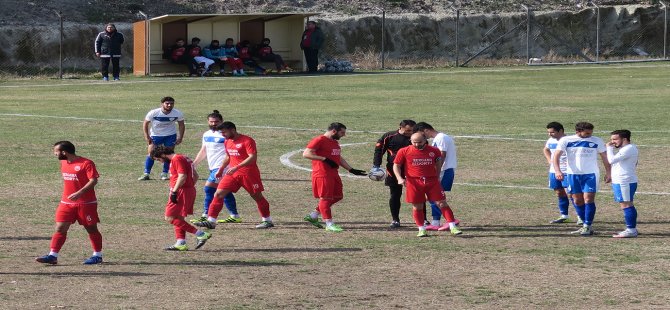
[0,4,667,77]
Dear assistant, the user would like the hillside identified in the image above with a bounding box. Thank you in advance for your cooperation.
[1,0,647,25]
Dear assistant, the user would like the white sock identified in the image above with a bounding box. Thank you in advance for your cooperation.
[231,214,240,218]
[449,222,457,229]
[201,213,207,217]
[49,251,59,257]
[93,251,103,257]
[175,239,186,245]
[325,219,334,226]
[262,216,272,222]
[431,220,441,226]
[561,214,569,219]
[310,211,320,219]
[195,230,204,237]
[418,226,426,231]
[240,69,245,74]
[207,216,217,223]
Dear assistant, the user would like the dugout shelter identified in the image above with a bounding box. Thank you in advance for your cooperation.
[132,13,319,75]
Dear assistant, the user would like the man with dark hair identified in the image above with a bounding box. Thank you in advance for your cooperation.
[393,133,462,237]
[257,38,291,73]
[543,122,581,224]
[151,145,212,251]
[553,122,611,236]
[187,37,215,76]
[373,120,416,228]
[192,110,238,224]
[165,38,199,76]
[139,96,185,181]
[607,129,639,238]
[302,122,367,232]
[300,21,324,72]
[195,122,274,229]
[414,122,461,231]
[36,141,104,265]
[95,23,125,81]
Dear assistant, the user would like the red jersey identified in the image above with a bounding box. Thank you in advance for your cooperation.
[171,46,186,61]
[259,46,272,57]
[225,134,260,175]
[393,145,442,178]
[60,157,99,204]
[306,135,341,178]
[238,46,252,59]
[169,154,196,189]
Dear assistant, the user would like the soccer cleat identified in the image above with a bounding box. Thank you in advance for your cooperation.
[551,217,570,224]
[255,221,275,229]
[165,244,189,251]
[35,254,58,265]
[576,217,584,226]
[449,226,463,235]
[417,230,428,237]
[325,224,343,232]
[193,220,216,229]
[189,216,207,223]
[113,77,120,81]
[612,230,638,238]
[217,216,242,223]
[102,77,109,81]
[160,172,169,180]
[137,173,150,181]
[580,226,594,236]
[195,231,212,249]
[83,255,103,265]
[389,221,401,228]
[303,215,323,228]
[426,224,441,231]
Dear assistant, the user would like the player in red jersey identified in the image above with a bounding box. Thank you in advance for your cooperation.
[302,122,367,232]
[35,141,104,265]
[151,146,212,251]
[393,133,463,237]
[195,121,274,229]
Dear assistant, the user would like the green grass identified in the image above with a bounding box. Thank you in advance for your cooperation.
[1,65,670,308]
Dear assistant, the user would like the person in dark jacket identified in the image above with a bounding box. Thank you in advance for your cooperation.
[257,38,291,73]
[165,38,198,76]
[372,120,416,228]
[300,21,324,73]
[95,23,124,81]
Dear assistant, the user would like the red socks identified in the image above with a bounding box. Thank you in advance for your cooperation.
[88,230,103,252]
[170,218,197,235]
[318,199,333,220]
[440,206,455,223]
[207,196,225,219]
[412,208,425,227]
[49,231,67,253]
[256,197,271,218]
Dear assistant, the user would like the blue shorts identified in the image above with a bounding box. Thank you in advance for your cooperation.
[612,183,637,202]
[151,134,177,147]
[439,169,455,192]
[548,172,568,190]
[207,168,220,184]
[566,173,598,194]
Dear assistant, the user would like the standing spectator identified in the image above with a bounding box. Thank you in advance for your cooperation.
[139,96,185,181]
[165,38,198,76]
[35,141,104,265]
[300,21,324,73]
[372,120,416,228]
[553,122,611,236]
[151,146,212,251]
[414,122,461,231]
[257,38,291,73]
[221,38,246,76]
[393,133,462,237]
[237,40,267,75]
[187,37,215,76]
[194,122,274,229]
[192,110,239,224]
[543,122,580,224]
[606,130,639,238]
[302,123,367,232]
[94,23,124,81]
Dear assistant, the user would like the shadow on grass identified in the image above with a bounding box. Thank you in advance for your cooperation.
[0,271,157,277]
[224,247,363,253]
[0,236,51,241]
[277,221,415,231]
[115,260,298,267]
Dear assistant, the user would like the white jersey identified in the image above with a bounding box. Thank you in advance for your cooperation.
[144,108,184,136]
[432,132,457,171]
[556,134,606,175]
[202,130,227,170]
[607,144,638,184]
[545,137,568,173]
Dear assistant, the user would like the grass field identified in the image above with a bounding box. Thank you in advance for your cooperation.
[1,65,669,309]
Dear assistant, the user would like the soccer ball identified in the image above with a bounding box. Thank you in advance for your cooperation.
[368,168,386,181]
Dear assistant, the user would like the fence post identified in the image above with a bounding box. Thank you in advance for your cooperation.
[589,2,600,62]
[521,4,530,64]
[55,10,63,79]
[661,1,667,59]
[138,11,149,75]
[456,9,460,67]
[381,9,386,70]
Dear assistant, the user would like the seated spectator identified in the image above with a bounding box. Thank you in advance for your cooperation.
[165,38,198,76]
[221,38,246,76]
[187,37,215,76]
[203,40,227,75]
[258,38,292,73]
[237,40,267,75]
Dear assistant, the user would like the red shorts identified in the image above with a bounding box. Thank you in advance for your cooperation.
[312,175,343,200]
[165,187,196,217]
[55,202,100,226]
[405,177,445,204]
[217,170,264,194]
